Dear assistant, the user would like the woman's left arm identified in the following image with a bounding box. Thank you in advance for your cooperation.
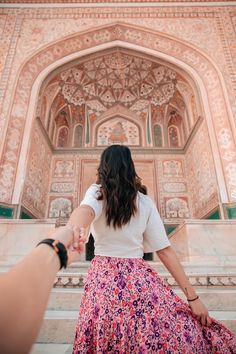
[156,245,212,327]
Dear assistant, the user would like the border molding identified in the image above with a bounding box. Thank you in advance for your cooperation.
[1,1,236,8]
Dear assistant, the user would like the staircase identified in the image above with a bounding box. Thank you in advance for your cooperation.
[0,219,236,353]
[31,262,236,353]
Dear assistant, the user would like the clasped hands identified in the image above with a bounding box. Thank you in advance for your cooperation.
[50,224,87,265]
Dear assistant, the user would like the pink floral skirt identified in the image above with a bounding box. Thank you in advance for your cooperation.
[73,256,236,353]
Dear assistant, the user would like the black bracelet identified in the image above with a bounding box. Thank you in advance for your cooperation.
[37,238,68,270]
[187,295,199,302]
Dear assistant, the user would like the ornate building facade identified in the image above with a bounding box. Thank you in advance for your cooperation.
[0,0,236,229]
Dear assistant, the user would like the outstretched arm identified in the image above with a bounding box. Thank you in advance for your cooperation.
[67,205,95,243]
[156,245,212,327]
[0,226,78,354]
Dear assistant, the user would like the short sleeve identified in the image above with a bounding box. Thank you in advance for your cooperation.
[143,199,170,252]
[80,184,103,221]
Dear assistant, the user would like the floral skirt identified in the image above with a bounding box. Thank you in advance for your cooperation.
[73,256,236,353]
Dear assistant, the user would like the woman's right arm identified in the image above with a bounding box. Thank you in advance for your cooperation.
[67,205,95,243]
[156,245,212,326]
[67,184,103,243]
[68,205,95,229]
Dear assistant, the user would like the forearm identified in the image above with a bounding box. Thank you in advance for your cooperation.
[0,244,60,354]
[156,246,197,299]
[68,205,95,228]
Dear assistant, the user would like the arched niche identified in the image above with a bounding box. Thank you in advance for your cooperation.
[168,125,180,148]
[1,23,232,206]
[73,124,83,148]
[56,126,69,148]
[153,124,163,147]
[33,47,200,150]
[95,116,141,147]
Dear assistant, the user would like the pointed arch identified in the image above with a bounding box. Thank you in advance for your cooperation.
[56,126,69,148]
[0,23,232,204]
[153,124,163,147]
[73,124,83,148]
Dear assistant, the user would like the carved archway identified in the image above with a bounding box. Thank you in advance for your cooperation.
[0,23,234,205]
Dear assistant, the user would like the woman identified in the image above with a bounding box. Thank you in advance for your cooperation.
[69,145,236,353]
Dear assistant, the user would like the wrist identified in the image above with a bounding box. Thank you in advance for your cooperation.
[187,295,199,303]
[36,244,60,271]
[36,239,68,269]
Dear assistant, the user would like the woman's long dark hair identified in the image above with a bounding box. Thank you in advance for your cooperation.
[96,145,147,228]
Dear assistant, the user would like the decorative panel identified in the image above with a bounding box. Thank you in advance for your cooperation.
[165,197,190,218]
[97,118,140,146]
[48,196,73,218]
[53,160,75,178]
[185,122,218,218]
[21,121,52,218]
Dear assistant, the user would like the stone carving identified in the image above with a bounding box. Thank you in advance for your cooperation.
[1,23,236,204]
[50,182,74,193]
[186,122,217,218]
[60,53,177,113]
[226,163,236,197]
[49,197,72,218]
[163,160,184,177]
[218,128,231,149]
[97,118,140,146]
[21,124,51,217]
[165,197,190,218]
[53,160,74,178]
[53,273,236,289]
[163,182,187,193]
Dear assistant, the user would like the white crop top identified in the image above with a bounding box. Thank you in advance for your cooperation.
[80,184,170,258]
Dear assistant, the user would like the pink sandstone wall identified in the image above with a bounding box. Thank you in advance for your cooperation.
[21,120,52,218]
[185,121,218,218]
[0,5,236,211]
[157,155,190,220]
[46,153,191,221]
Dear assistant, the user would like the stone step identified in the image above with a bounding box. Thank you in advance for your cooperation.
[37,310,236,344]
[30,343,73,354]
[53,268,236,288]
[48,288,236,311]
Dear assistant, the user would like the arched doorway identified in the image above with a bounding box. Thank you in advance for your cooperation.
[1,23,235,233]
[20,47,220,228]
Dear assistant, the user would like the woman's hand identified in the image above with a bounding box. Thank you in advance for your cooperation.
[48,226,86,265]
[188,298,212,327]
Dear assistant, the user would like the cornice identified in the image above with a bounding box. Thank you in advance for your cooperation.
[52,147,185,155]
[1,0,236,8]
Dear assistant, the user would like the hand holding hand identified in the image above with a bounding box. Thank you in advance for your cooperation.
[188,298,212,327]
[49,225,86,265]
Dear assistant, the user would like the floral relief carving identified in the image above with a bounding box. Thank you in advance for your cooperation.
[165,197,190,218]
[48,197,72,218]
[53,160,75,178]
[218,128,231,149]
[163,182,187,193]
[50,182,74,193]
[0,22,236,204]
[226,163,236,189]
[60,53,177,113]
[163,160,184,177]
